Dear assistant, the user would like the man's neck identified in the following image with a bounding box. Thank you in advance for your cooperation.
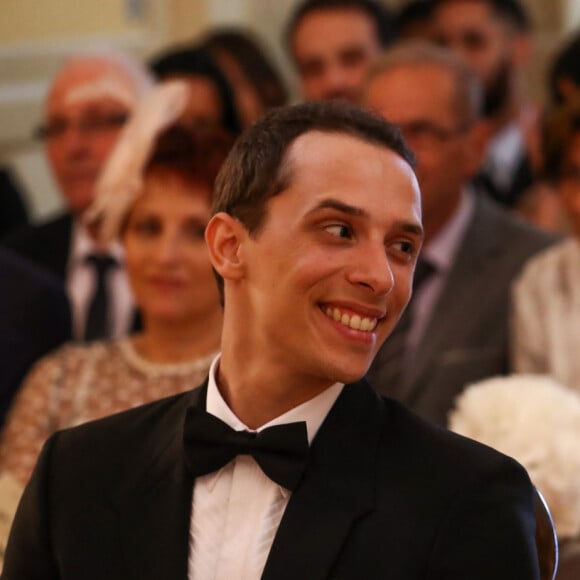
[217,333,335,430]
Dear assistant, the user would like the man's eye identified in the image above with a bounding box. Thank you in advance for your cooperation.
[391,240,416,258]
[433,34,450,47]
[398,241,415,254]
[325,224,352,238]
[463,31,487,51]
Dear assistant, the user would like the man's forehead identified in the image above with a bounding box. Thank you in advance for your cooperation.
[435,0,504,27]
[294,7,379,45]
[47,61,137,112]
[367,65,455,113]
[284,129,412,185]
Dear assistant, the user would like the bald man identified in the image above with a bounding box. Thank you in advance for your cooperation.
[3,52,153,340]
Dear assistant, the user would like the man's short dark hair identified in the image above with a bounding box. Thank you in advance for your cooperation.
[286,0,397,54]
[395,0,435,38]
[433,0,531,33]
[211,100,414,300]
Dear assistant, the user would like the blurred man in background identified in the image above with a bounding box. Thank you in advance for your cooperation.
[431,0,536,207]
[364,42,557,427]
[286,0,396,103]
[2,51,153,341]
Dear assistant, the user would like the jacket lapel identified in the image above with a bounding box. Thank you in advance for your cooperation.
[116,386,205,580]
[262,381,383,580]
[403,198,500,399]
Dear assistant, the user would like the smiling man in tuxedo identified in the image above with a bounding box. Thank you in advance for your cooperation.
[3,101,539,579]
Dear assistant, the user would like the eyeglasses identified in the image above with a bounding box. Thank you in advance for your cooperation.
[397,120,469,150]
[35,112,129,141]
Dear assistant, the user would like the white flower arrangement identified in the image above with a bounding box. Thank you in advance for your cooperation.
[448,374,580,540]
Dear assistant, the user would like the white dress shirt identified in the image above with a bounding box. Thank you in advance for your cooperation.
[483,121,526,193]
[66,220,134,340]
[188,355,344,580]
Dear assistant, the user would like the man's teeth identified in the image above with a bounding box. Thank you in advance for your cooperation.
[324,306,378,332]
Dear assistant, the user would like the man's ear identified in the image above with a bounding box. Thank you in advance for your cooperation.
[205,212,247,282]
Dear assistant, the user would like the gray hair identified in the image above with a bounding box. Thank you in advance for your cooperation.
[367,41,483,126]
[50,49,154,103]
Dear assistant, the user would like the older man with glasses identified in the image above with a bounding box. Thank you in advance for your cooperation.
[363,42,557,427]
[3,51,153,341]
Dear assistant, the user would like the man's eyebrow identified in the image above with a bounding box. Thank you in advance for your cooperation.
[306,199,423,236]
[307,198,369,218]
[399,221,424,237]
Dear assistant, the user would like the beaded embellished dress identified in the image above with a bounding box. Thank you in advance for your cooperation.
[0,339,215,486]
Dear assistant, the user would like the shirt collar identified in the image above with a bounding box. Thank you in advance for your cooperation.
[206,354,344,445]
[422,187,475,273]
[203,355,344,495]
[69,218,125,267]
[485,121,525,189]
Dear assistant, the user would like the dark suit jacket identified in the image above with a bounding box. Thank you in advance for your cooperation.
[3,380,539,579]
[367,196,559,427]
[1,212,143,335]
[1,213,73,280]
[0,248,71,426]
[0,167,29,239]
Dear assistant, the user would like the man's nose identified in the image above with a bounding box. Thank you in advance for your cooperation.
[347,242,394,295]
[322,64,352,95]
[60,127,89,156]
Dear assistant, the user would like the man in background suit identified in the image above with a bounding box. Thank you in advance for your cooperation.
[0,248,71,427]
[2,51,153,340]
[364,42,557,427]
[3,101,539,579]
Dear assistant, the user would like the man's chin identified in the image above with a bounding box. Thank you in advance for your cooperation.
[328,360,371,386]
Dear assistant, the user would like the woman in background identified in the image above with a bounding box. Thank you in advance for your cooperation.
[0,82,232,486]
[150,45,242,135]
[202,28,288,127]
[511,100,580,389]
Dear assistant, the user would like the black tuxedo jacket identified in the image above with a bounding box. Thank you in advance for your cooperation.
[0,248,71,427]
[2,380,539,579]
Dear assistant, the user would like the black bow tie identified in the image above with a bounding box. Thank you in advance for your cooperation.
[183,406,310,491]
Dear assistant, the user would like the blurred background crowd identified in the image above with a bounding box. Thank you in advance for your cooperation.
[1,0,580,576]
